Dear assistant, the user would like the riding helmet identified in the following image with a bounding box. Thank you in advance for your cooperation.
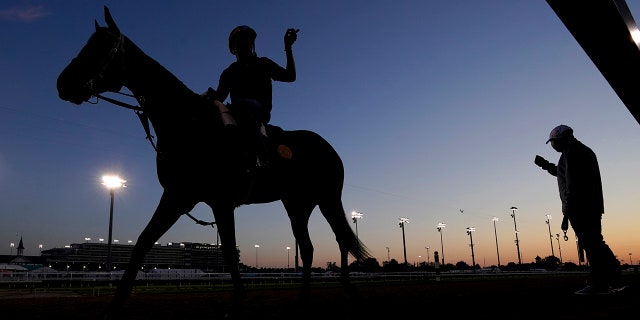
[229,25,257,54]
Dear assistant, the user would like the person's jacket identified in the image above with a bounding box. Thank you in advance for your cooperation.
[544,139,605,218]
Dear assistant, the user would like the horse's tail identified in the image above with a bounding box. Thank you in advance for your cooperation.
[318,200,373,261]
[342,216,373,261]
[350,233,373,262]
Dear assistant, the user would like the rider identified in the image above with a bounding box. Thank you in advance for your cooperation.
[212,25,298,167]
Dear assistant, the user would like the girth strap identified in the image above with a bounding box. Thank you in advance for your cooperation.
[186,212,216,228]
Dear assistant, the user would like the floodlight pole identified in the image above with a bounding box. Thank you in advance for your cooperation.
[555,234,563,264]
[510,206,522,265]
[102,175,125,272]
[399,218,409,265]
[254,244,260,269]
[107,188,115,270]
[351,211,363,241]
[492,217,501,267]
[467,227,476,271]
[425,246,430,265]
[437,223,446,265]
[295,240,299,272]
[351,211,363,262]
[545,214,555,257]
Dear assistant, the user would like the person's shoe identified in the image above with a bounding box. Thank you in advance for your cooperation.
[610,284,630,293]
[574,285,612,295]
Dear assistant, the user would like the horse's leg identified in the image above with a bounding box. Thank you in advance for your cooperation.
[318,199,358,295]
[105,190,194,319]
[206,201,245,313]
[282,199,315,298]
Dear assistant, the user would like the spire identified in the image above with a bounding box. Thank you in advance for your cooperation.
[17,236,24,256]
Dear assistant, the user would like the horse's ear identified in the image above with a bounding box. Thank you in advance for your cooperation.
[94,20,100,31]
[103,6,121,35]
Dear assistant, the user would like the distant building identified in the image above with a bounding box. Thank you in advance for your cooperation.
[40,242,227,272]
[0,236,46,271]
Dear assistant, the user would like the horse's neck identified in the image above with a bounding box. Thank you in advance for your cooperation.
[122,39,195,104]
[119,38,222,146]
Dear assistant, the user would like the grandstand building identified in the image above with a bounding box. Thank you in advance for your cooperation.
[38,242,227,272]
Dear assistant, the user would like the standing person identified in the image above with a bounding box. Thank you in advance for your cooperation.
[534,124,622,295]
[211,25,298,167]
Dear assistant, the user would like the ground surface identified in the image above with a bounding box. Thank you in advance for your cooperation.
[1,273,638,319]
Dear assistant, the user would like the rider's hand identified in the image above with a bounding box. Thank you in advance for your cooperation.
[202,87,216,100]
[284,28,299,50]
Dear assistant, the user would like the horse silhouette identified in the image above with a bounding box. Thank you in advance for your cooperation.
[56,6,371,318]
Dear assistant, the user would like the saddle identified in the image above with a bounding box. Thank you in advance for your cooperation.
[202,89,290,172]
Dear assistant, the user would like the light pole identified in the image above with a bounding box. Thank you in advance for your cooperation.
[295,240,299,273]
[437,223,446,265]
[286,246,291,269]
[510,206,522,265]
[102,175,126,272]
[425,246,430,265]
[351,211,363,241]
[492,216,501,267]
[386,246,390,262]
[630,253,633,265]
[254,244,260,268]
[466,227,476,271]
[38,244,43,253]
[399,218,409,265]
[545,214,555,257]
[576,236,583,266]
[10,242,14,255]
[555,234,563,264]
[351,211,363,262]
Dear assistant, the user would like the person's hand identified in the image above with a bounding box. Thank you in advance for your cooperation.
[202,87,216,100]
[284,28,299,50]
[534,155,549,168]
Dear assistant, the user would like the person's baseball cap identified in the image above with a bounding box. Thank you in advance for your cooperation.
[546,124,573,144]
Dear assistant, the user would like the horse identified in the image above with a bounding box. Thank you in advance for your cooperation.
[56,6,371,319]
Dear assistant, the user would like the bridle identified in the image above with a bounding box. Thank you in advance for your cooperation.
[83,29,158,152]
[87,30,125,94]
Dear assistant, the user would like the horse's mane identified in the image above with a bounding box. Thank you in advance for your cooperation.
[116,29,199,105]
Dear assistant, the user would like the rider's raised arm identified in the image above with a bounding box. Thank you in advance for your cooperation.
[283,46,296,82]
[280,28,298,82]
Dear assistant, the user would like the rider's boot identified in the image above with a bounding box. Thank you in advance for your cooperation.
[255,123,270,168]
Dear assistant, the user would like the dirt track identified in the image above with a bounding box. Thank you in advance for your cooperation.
[1,274,638,319]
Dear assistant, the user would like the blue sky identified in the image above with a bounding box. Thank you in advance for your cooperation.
[2,1,640,268]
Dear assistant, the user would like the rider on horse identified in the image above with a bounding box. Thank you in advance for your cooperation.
[207,25,298,167]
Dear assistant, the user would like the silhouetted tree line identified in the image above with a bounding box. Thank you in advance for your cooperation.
[240,255,590,273]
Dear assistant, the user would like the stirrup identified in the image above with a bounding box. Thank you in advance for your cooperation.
[256,156,270,168]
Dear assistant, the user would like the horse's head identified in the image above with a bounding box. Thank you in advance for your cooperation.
[57,6,125,105]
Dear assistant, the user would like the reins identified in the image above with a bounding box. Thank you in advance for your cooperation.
[93,92,158,152]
